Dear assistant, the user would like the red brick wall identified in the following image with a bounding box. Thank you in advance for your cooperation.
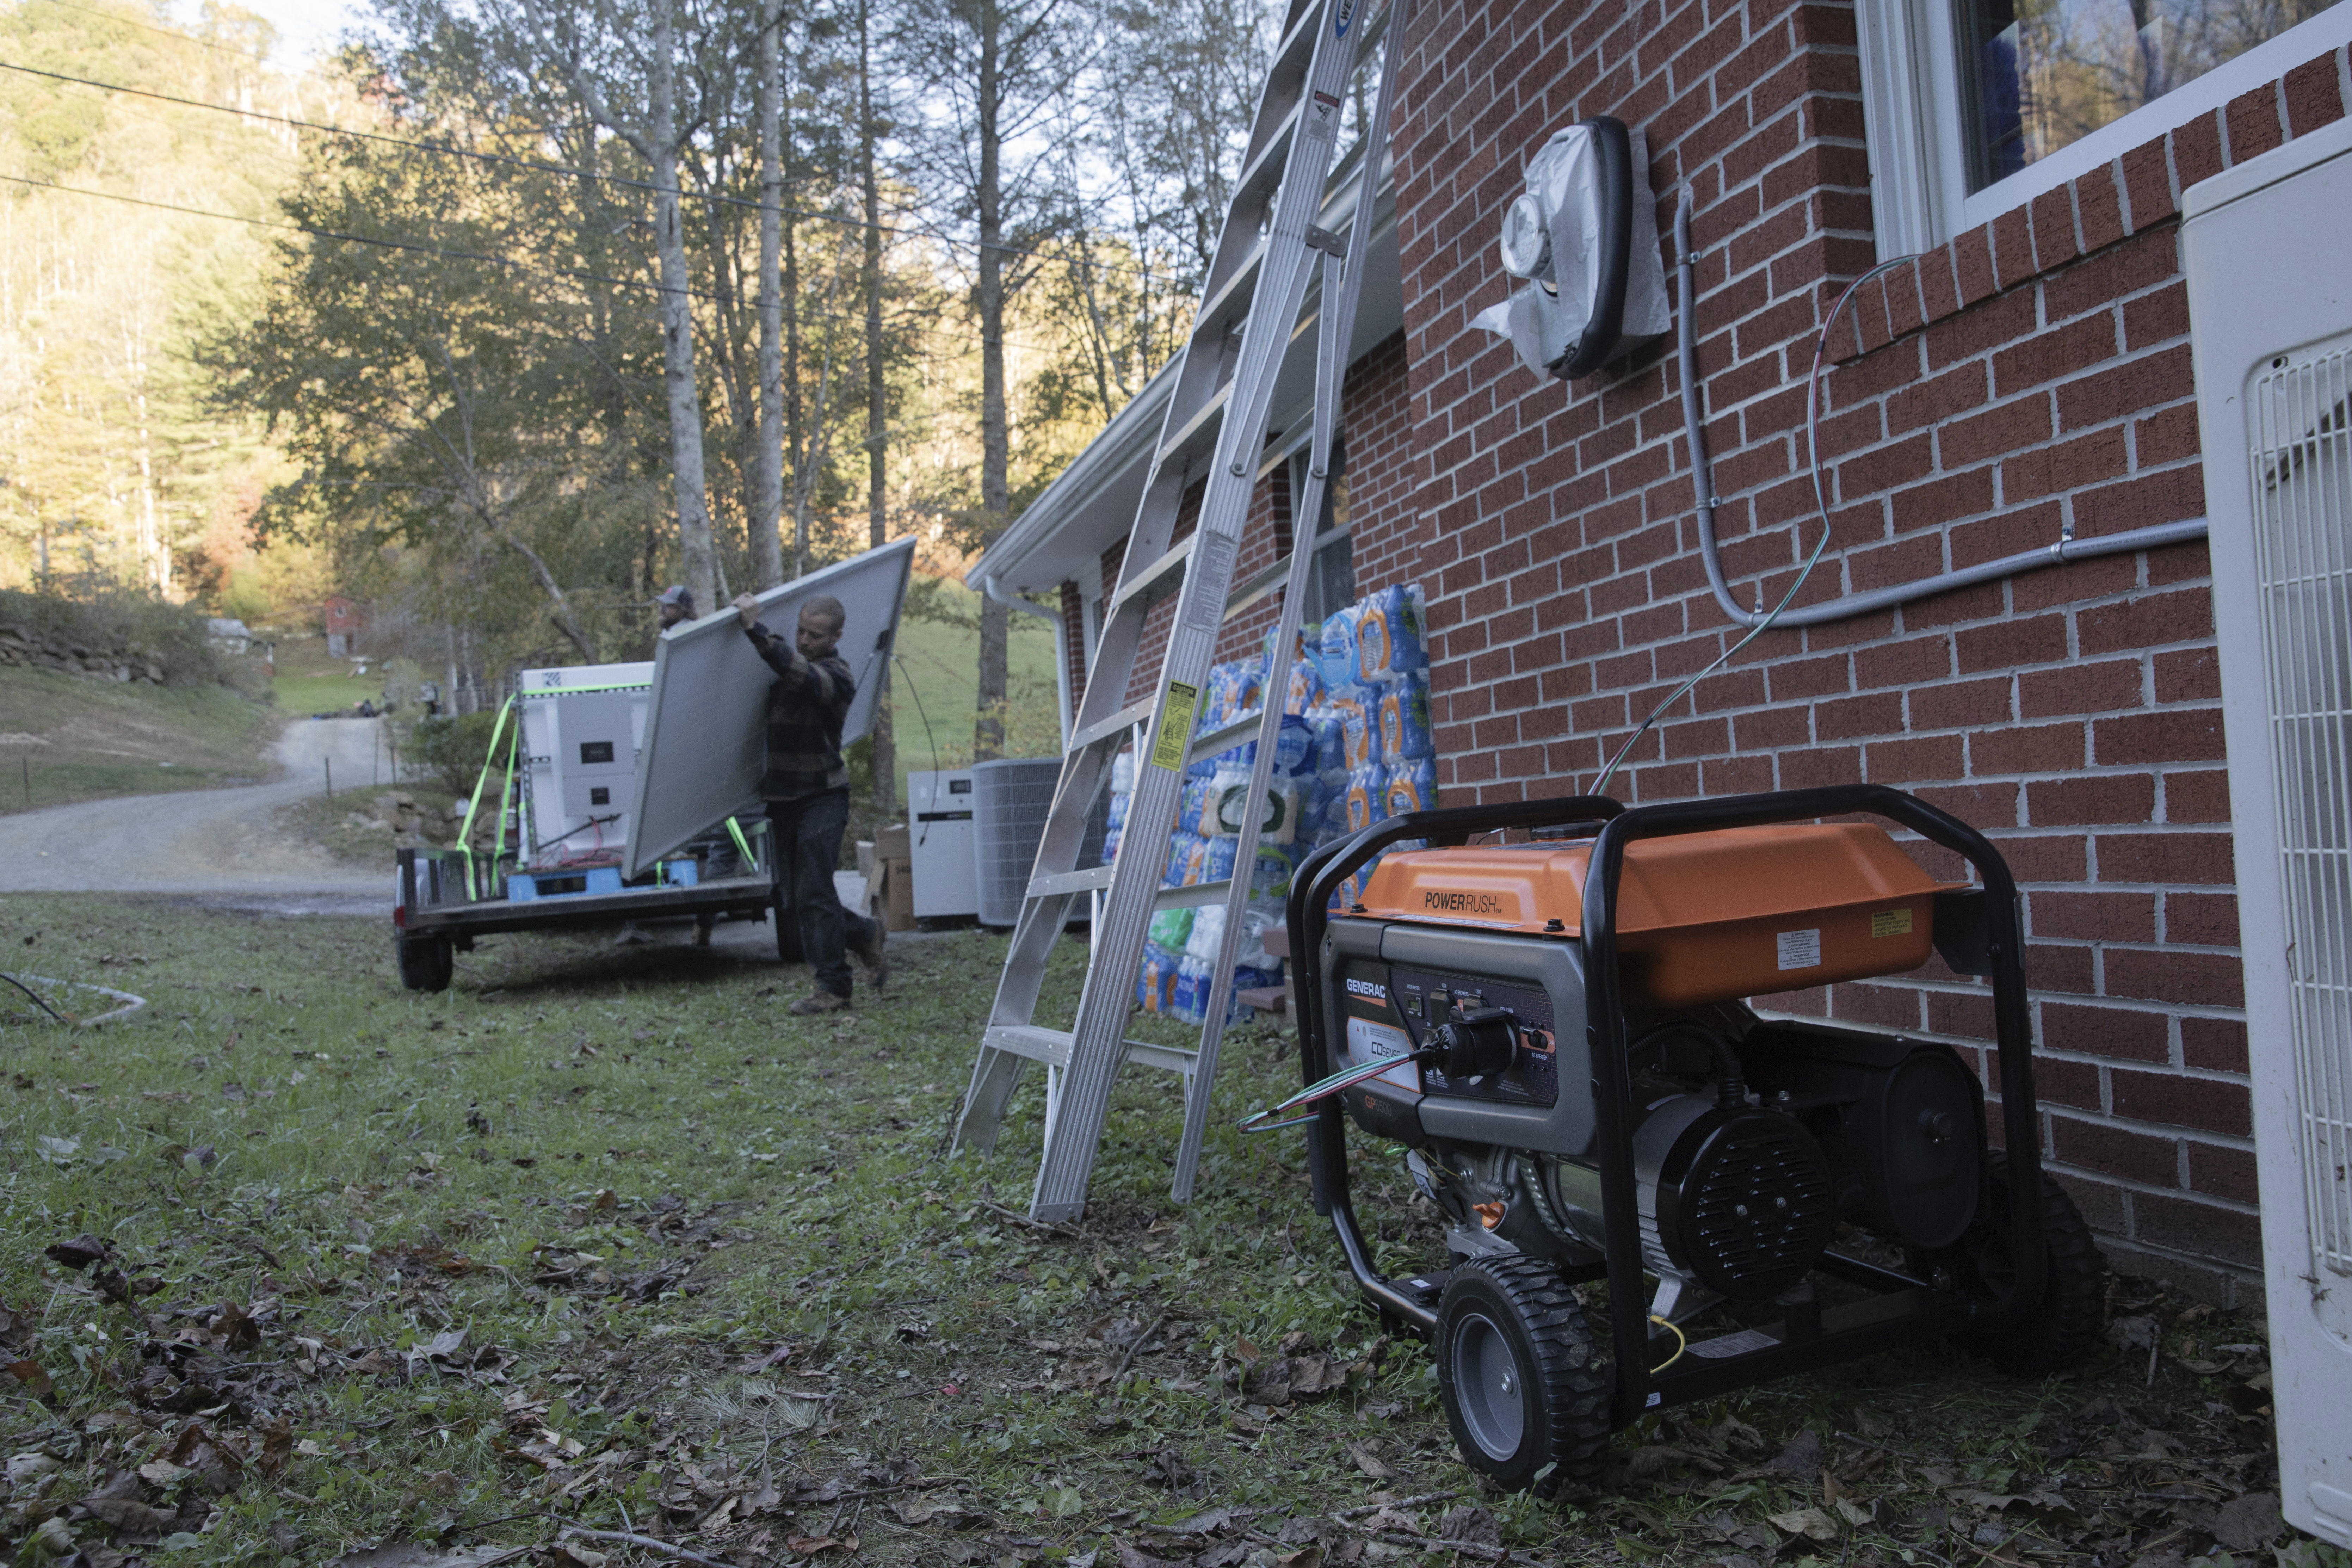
[1386,0,2352,1301]
[1339,332,1430,590]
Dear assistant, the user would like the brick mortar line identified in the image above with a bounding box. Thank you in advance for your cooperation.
[2059,1163,2264,1217]
[2044,1108,2259,1155]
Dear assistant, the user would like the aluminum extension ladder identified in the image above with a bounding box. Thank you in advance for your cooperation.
[951,0,1406,1222]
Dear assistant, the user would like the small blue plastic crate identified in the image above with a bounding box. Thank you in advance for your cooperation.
[509,866,624,901]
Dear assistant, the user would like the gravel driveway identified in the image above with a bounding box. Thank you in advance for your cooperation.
[0,715,389,910]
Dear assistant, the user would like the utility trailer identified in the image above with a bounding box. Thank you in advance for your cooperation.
[388,538,918,992]
[390,659,783,992]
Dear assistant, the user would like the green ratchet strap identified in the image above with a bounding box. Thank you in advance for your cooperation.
[725,815,755,870]
[455,696,517,901]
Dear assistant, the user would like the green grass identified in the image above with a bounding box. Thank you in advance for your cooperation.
[0,666,277,814]
[0,896,2288,1567]
[885,580,1064,800]
[273,673,383,715]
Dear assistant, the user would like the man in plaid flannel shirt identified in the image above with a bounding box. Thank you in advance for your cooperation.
[732,590,887,1013]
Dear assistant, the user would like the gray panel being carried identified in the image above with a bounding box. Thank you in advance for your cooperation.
[624,537,918,877]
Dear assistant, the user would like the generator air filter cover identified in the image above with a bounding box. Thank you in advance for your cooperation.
[1357,824,1963,1007]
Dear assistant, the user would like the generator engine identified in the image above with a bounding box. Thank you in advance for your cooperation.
[1338,942,1981,1316]
[1287,790,2102,1497]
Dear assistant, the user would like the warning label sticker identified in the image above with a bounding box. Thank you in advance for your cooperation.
[1870,907,1915,938]
[1776,928,1822,971]
[1150,681,1199,771]
[1345,1016,1420,1091]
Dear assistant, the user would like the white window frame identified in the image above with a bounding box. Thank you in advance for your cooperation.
[1857,0,2352,257]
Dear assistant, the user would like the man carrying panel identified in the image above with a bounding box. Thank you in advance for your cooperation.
[732,589,887,1013]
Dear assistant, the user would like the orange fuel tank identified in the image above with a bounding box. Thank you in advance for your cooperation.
[1354,823,1965,1007]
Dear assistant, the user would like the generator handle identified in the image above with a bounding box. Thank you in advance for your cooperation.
[1284,796,1625,1319]
[1581,783,2044,1431]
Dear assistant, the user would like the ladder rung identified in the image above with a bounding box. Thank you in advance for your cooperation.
[1234,97,1303,204]
[1109,535,1196,613]
[1157,379,1230,469]
[1190,710,1264,760]
[983,1024,1073,1069]
[1154,877,1234,911]
[1028,865,1115,899]
[1223,550,1296,620]
[980,1023,1197,1079]
[1125,1039,1200,1076]
[1068,697,1155,755]
[1195,235,1266,342]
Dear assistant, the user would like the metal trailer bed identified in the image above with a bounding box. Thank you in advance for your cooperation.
[391,840,779,992]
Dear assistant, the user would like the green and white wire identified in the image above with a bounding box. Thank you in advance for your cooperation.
[1239,1049,1435,1134]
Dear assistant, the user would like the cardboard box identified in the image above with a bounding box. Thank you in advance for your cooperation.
[882,856,916,930]
[876,823,911,859]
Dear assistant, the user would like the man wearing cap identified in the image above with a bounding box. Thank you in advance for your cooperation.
[733,589,886,1013]
[655,585,697,629]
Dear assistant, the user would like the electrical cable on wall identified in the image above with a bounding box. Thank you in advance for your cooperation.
[1672,195,2210,631]
[1589,193,2220,797]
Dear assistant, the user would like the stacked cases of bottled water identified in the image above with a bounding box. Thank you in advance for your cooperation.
[1101,583,1434,1025]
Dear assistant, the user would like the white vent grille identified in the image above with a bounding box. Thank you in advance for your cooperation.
[2250,341,2352,1281]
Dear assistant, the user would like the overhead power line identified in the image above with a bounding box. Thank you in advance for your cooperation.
[0,169,692,300]
[0,56,1161,282]
[0,171,1109,363]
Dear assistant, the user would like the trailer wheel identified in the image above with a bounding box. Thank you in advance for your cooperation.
[396,935,453,993]
[1950,1150,2107,1377]
[1433,1256,1610,1492]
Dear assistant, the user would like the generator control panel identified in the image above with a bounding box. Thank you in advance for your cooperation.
[1334,956,1560,1109]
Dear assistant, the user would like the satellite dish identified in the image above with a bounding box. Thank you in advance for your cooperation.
[1473,116,1670,383]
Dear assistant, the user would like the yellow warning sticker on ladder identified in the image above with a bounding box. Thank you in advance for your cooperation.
[1151,681,1199,771]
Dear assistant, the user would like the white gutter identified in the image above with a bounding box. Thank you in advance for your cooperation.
[978,569,1073,743]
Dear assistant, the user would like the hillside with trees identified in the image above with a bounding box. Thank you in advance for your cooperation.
[0,0,1273,790]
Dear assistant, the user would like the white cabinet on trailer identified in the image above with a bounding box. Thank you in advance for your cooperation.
[513,662,653,869]
[2184,114,2352,1550]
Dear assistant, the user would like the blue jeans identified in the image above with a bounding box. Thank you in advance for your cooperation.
[770,789,874,997]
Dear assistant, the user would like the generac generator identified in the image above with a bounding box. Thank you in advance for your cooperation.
[1275,786,2106,1490]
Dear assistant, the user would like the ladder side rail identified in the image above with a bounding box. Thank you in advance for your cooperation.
[1027,239,1323,1218]
[1175,10,1408,1201]
[1027,0,1363,1222]
[951,14,1320,1168]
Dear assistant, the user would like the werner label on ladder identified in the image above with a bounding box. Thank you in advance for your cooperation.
[950,0,1410,1223]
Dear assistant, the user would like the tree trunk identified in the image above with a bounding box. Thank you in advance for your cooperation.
[862,0,894,811]
[782,44,808,582]
[973,0,1009,763]
[648,0,717,614]
[753,0,786,589]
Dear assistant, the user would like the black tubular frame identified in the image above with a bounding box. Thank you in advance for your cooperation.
[1285,784,2048,1432]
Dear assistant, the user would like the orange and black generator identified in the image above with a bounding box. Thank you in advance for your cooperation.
[1279,786,2106,1490]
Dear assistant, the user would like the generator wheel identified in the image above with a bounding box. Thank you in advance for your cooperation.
[1433,1256,1610,1492]
[396,935,453,993]
[1952,1150,2106,1377]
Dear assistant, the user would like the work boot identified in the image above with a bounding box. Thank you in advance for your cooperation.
[853,924,889,994]
[789,990,851,1016]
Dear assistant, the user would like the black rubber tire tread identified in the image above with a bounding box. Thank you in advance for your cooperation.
[1955,1149,2107,1377]
[396,936,452,993]
[1433,1255,1611,1493]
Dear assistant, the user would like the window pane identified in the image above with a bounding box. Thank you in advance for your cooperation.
[1954,0,2344,191]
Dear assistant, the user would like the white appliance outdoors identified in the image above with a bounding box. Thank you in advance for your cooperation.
[907,768,980,926]
[512,662,654,870]
[2184,113,2352,1550]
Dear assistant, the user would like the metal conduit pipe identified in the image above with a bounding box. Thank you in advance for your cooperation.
[1672,195,2209,629]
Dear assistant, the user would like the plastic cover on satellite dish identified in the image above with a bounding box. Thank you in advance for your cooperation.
[1471,123,1668,381]
[621,535,917,877]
